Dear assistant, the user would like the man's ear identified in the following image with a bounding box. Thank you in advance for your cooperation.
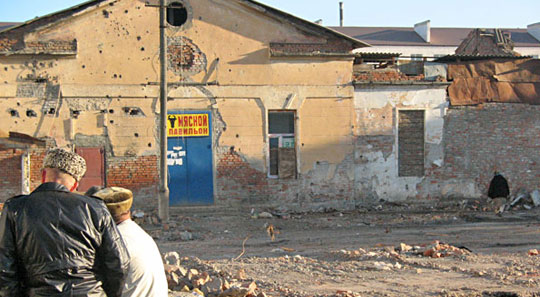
[70,181,78,192]
[41,170,46,183]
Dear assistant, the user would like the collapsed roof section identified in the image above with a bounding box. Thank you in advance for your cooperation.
[456,28,520,56]
[447,58,540,106]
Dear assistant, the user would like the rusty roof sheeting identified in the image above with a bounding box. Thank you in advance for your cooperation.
[447,58,540,106]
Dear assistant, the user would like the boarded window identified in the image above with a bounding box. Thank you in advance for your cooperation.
[268,111,296,179]
[398,110,424,177]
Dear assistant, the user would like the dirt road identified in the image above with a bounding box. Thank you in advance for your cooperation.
[147,202,540,296]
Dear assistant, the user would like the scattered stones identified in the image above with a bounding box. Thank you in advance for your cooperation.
[257,212,273,219]
[164,256,268,297]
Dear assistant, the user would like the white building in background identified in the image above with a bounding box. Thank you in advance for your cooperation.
[331,21,540,59]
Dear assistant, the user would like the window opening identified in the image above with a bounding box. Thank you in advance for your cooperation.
[167,2,188,27]
[268,111,296,179]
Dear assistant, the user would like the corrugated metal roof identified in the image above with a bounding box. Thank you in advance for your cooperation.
[330,26,540,47]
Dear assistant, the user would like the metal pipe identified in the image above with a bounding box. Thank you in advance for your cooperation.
[158,0,169,221]
[339,2,344,27]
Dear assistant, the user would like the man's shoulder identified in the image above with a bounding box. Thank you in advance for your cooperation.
[5,194,28,204]
[69,192,108,210]
[118,220,155,242]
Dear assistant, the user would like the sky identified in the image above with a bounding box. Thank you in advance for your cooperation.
[1,0,539,28]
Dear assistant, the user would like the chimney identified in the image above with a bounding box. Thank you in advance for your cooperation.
[339,2,344,27]
[527,22,540,42]
[414,20,431,43]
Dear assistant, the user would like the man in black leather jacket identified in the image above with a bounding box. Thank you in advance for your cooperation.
[0,148,129,297]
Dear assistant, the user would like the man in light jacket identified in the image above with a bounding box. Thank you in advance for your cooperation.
[91,187,168,297]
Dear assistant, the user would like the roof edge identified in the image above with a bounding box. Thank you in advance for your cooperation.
[0,0,110,35]
[239,0,371,48]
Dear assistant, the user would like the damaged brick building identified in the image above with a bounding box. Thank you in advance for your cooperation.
[1,0,538,211]
[0,0,370,209]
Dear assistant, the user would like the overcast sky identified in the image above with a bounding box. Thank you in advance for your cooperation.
[1,0,539,28]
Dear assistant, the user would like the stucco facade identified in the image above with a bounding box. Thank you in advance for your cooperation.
[353,83,448,202]
[0,0,366,208]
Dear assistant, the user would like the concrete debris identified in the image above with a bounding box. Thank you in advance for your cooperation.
[373,261,401,271]
[531,190,540,207]
[256,212,273,219]
[164,256,268,297]
[484,189,540,214]
[181,231,194,241]
[333,241,470,260]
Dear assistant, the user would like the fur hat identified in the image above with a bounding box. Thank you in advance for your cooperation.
[93,187,133,216]
[43,148,87,181]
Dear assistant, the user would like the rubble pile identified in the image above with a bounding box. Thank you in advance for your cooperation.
[163,252,268,297]
[334,241,471,261]
[413,241,471,259]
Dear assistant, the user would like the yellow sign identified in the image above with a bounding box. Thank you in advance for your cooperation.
[167,114,209,137]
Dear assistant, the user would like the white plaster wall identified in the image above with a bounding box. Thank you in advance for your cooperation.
[354,85,448,201]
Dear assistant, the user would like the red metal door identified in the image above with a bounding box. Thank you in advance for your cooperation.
[75,147,105,193]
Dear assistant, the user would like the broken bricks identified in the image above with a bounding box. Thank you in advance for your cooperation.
[164,255,267,297]
[417,241,471,258]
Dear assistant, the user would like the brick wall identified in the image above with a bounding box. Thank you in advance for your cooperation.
[29,150,46,191]
[354,70,425,82]
[0,148,23,200]
[423,103,540,197]
[216,149,269,203]
[215,147,357,207]
[0,147,46,201]
[106,155,159,207]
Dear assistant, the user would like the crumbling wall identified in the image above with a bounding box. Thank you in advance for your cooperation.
[0,0,359,208]
[423,103,540,198]
[0,146,45,201]
[354,85,448,202]
[0,148,23,200]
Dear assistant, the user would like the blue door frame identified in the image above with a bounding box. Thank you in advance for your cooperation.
[167,111,214,206]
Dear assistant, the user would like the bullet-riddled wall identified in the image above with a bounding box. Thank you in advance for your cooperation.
[0,0,362,207]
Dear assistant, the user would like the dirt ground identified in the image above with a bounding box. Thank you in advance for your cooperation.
[142,200,540,297]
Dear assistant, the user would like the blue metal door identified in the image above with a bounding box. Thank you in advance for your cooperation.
[167,111,214,205]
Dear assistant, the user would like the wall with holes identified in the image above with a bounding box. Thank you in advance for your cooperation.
[0,0,359,207]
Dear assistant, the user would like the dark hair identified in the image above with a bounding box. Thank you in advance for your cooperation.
[84,186,104,197]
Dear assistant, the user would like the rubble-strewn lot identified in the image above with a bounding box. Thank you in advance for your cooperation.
[138,199,540,297]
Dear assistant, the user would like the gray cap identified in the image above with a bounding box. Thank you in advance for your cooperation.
[42,148,87,181]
